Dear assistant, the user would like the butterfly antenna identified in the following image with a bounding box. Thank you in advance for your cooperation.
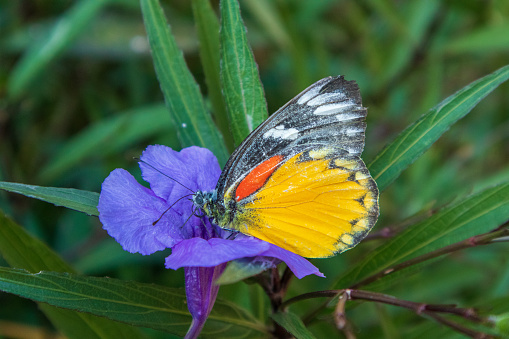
[136,158,194,193]
[153,193,194,226]
[180,209,197,230]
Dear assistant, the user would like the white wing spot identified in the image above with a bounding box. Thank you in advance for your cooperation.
[345,126,364,135]
[314,101,356,115]
[336,112,361,122]
[307,92,345,106]
[263,125,299,140]
[348,145,362,154]
[181,123,187,128]
[297,85,322,105]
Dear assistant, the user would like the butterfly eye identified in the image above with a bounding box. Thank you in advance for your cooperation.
[194,195,203,206]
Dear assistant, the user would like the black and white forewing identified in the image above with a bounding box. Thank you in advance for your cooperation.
[216,76,368,198]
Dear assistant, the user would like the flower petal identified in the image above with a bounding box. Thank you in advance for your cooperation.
[260,244,325,279]
[166,236,323,278]
[139,145,221,202]
[98,168,185,254]
[183,265,226,339]
[165,237,271,269]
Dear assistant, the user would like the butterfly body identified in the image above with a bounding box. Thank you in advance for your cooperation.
[193,76,379,258]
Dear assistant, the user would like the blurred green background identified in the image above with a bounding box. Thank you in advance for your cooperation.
[1,0,508,338]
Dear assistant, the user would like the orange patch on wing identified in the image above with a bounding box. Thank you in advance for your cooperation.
[235,155,283,201]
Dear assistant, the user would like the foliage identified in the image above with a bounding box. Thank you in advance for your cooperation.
[1,0,509,338]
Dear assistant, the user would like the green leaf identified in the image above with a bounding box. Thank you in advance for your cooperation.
[0,182,99,216]
[243,0,292,50]
[73,239,153,275]
[0,211,74,273]
[369,65,509,192]
[373,0,439,89]
[271,311,316,339]
[0,211,144,338]
[220,0,268,145]
[40,104,174,181]
[8,0,109,98]
[445,24,509,54]
[0,268,268,337]
[494,313,509,337]
[216,258,272,285]
[140,0,229,166]
[192,0,235,152]
[333,182,509,289]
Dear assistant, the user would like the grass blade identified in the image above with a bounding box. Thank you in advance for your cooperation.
[140,0,229,165]
[220,0,268,145]
[369,65,509,191]
[445,23,509,54]
[8,0,108,98]
[39,104,174,181]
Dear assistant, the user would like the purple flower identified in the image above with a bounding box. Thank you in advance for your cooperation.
[98,145,323,338]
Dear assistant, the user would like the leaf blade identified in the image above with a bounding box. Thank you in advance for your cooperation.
[333,182,509,289]
[0,211,144,338]
[271,312,317,339]
[140,0,229,165]
[40,104,175,181]
[220,0,268,144]
[0,268,268,337]
[192,0,235,152]
[0,182,99,216]
[369,65,509,191]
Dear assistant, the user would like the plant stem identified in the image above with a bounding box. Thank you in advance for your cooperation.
[351,227,509,289]
[256,267,295,338]
[283,289,493,338]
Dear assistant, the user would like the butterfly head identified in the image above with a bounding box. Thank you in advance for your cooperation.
[192,190,213,213]
[193,190,235,229]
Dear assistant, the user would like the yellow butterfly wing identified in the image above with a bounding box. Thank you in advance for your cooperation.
[228,148,379,258]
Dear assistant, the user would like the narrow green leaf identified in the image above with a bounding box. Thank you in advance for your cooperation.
[271,311,316,339]
[374,0,439,88]
[0,268,268,337]
[8,0,108,98]
[192,0,235,152]
[140,0,229,165]
[243,0,292,50]
[0,211,73,273]
[40,104,173,181]
[0,182,99,216]
[369,65,509,191]
[445,24,509,54]
[0,211,144,338]
[333,182,509,289]
[220,0,268,144]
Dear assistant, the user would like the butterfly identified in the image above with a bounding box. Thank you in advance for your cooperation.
[193,76,379,258]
